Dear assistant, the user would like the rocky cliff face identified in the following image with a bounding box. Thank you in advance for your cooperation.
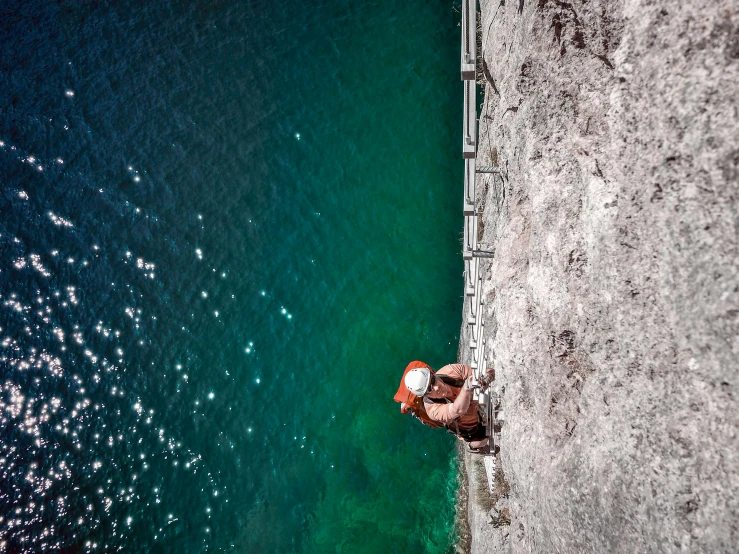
[463,0,739,551]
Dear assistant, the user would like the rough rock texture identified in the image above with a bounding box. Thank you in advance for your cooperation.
[462,0,739,551]
[460,451,510,553]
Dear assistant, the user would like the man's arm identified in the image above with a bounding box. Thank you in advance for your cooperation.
[446,377,474,420]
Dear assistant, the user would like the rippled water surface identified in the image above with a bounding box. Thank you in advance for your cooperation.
[0,1,464,551]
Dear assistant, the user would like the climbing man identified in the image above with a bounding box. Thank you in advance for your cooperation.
[395,361,495,453]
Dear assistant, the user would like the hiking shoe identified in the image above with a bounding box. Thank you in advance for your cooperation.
[468,443,491,455]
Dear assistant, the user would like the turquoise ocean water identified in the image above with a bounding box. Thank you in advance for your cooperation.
[0,1,464,551]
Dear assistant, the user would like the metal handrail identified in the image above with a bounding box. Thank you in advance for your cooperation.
[459,2,500,451]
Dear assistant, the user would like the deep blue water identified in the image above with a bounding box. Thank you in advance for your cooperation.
[0,1,464,552]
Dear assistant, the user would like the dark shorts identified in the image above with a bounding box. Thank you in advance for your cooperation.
[451,420,488,442]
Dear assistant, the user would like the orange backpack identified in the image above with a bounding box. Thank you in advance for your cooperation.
[393,361,445,429]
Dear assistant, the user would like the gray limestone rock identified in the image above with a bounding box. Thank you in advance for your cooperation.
[462,0,739,552]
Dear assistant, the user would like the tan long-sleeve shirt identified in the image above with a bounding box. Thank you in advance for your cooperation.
[423,364,480,428]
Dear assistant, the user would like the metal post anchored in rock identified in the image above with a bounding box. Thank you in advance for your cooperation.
[471,249,495,258]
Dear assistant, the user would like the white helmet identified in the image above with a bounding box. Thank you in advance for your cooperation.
[405,367,432,396]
